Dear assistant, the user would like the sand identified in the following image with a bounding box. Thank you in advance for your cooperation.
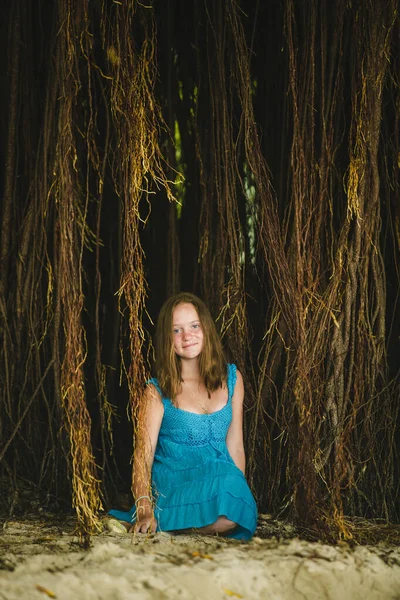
[1,514,400,600]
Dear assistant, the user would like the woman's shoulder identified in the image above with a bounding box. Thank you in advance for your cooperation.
[145,378,164,402]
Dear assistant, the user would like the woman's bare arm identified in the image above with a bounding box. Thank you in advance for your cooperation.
[226,369,246,474]
[131,384,164,532]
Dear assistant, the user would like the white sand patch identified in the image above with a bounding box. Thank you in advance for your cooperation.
[1,519,400,599]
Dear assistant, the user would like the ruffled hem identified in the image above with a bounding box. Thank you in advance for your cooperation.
[156,487,257,540]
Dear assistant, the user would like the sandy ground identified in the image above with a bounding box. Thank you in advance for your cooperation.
[1,514,400,600]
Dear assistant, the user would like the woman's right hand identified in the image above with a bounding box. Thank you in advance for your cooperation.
[130,508,157,534]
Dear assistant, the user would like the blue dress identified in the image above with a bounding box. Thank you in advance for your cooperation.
[109,363,257,540]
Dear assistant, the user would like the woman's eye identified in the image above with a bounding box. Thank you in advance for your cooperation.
[192,324,200,329]
[173,328,180,334]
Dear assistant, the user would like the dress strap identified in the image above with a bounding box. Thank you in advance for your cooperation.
[227,363,237,402]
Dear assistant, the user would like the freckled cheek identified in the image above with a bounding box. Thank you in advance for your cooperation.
[173,335,182,350]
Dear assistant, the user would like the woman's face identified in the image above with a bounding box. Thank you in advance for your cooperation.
[172,303,204,360]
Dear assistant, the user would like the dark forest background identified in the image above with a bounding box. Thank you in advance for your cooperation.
[1,0,399,540]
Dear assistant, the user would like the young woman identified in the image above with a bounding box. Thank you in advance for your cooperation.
[108,292,257,539]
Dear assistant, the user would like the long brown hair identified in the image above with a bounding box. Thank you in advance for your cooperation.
[155,292,227,401]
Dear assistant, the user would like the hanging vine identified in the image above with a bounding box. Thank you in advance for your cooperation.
[0,0,399,543]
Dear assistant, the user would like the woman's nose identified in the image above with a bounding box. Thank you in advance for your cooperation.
[182,329,192,340]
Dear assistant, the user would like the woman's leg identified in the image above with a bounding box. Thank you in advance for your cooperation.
[176,516,237,536]
[197,516,237,534]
